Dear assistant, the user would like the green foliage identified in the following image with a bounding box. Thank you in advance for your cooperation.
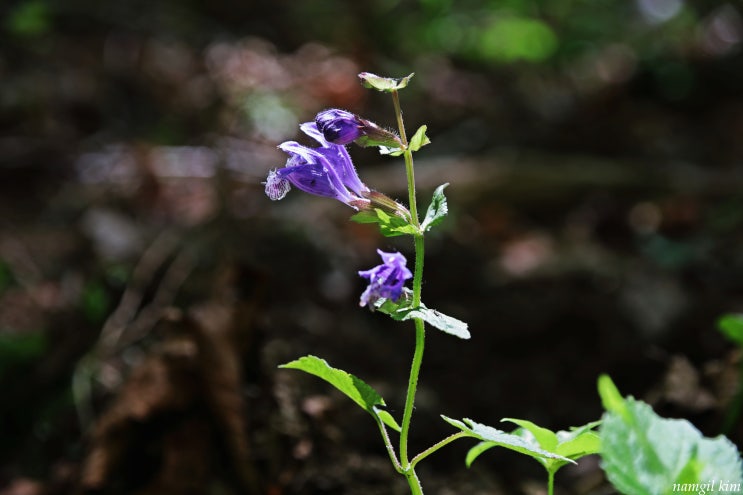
[280,355,401,432]
[5,0,50,37]
[597,375,743,495]
[421,183,448,232]
[478,15,558,62]
[442,416,573,464]
[718,314,743,346]
[408,125,431,152]
[462,416,599,495]
[359,72,415,92]
[374,289,470,339]
[378,125,429,156]
[351,208,419,237]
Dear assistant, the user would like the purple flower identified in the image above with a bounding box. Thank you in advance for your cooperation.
[316,109,363,145]
[264,122,370,209]
[358,249,413,308]
[316,108,402,148]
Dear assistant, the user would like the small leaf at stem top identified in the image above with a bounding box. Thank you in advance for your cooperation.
[358,72,415,92]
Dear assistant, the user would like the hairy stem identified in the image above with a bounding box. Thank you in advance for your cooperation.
[392,88,427,494]
[411,432,469,468]
[374,414,402,473]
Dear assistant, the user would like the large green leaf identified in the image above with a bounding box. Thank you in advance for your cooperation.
[443,416,573,465]
[280,355,400,432]
[598,375,743,495]
[421,183,449,232]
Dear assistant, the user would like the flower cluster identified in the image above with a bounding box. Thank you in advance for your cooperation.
[358,249,413,307]
[264,108,413,305]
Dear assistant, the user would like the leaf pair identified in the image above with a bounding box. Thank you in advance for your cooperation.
[352,183,449,237]
[444,416,599,473]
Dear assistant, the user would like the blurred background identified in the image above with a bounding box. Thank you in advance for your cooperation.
[1,0,742,493]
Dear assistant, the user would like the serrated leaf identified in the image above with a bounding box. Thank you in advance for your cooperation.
[280,355,401,432]
[718,314,743,346]
[421,183,449,232]
[350,208,419,237]
[504,418,600,472]
[599,376,743,495]
[404,305,470,339]
[502,418,558,451]
[374,295,470,339]
[443,416,574,465]
[359,72,414,92]
[408,125,431,152]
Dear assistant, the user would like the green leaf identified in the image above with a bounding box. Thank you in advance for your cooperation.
[599,376,743,495]
[408,125,431,152]
[465,441,498,468]
[555,431,601,460]
[378,145,405,156]
[502,418,601,472]
[443,416,574,465]
[404,305,470,339]
[502,418,558,451]
[718,314,743,346]
[350,208,419,237]
[374,294,470,339]
[598,374,629,421]
[280,355,401,432]
[421,183,449,232]
[358,72,415,92]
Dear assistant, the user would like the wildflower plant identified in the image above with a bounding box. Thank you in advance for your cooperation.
[266,72,471,492]
[266,72,558,494]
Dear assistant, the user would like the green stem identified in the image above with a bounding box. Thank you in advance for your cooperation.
[392,90,420,229]
[400,314,425,466]
[392,89,427,494]
[410,432,469,468]
[374,413,403,473]
[547,469,555,495]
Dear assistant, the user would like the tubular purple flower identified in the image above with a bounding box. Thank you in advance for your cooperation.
[315,108,402,149]
[264,122,370,209]
[316,109,363,145]
[358,249,413,308]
